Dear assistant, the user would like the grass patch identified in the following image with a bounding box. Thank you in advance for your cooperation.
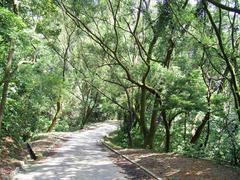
[104,131,127,149]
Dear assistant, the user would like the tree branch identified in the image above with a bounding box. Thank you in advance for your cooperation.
[207,0,240,14]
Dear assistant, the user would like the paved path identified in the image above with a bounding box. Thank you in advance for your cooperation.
[14,121,129,180]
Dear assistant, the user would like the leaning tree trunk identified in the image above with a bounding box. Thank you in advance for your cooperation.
[0,40,15,132]
[204,120,210,147]
[190,112,210,144]
[47,101,61,132]
[204,2,240,122]
[26,143,37,160]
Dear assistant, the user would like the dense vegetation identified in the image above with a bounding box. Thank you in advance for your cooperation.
[0,0,239,166]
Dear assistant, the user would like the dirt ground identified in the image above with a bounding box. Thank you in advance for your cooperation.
[116,148,240,180]
[0,136,26,176]
[0,133,71,177]
[108,152,154,179]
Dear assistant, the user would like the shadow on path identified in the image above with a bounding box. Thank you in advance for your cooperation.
[14,121,129,180]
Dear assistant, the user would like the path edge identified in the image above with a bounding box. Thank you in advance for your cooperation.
[1,161,25,180]
[101,139,162,180]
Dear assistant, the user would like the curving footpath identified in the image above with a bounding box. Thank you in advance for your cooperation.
[14,121,129,180]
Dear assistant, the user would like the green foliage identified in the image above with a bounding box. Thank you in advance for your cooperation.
[108,130,129,148]
[160,67,207,112]
[0,0,239,168]
[0,7,25,40]
[55,118,70,132]
[107,126,145,149]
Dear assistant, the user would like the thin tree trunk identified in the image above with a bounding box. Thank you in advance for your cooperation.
[0,40,15,132]
[26,143,37,160]
[81,92,99,128]
[204,2,240,122]
[124,112,133,148]
[191,67,211,145]
[47,101,61,132]
[161,111,170,152]
[204,120,210,147]
[190,112,210,144]
[183,113,188,143]
[127,130,132,147]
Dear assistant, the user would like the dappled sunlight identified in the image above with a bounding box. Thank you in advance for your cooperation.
[14,122,128,180]
[118,150,240,179]
[16,162,123,180]
[1,0,240,178]
[184,167,212,177]
[165,168,181,176]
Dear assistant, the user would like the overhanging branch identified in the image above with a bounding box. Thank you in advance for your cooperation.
[207,0,240,14]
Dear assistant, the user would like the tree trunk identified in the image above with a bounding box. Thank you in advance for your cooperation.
[190,112,210,144]
[81,92,99,128]
[126,115,133,148]
[162,111,170,152]
[123,111,133,147]
[204,3,240,122]
[139,87,148,139]
[165,124,171,152]
[81,107,92,128]
[204,120,210,147]
[0,40,15,132]
[183,113,188,142]
[127,131,132,147]
[47,101,61,132]
[127,111,134,147]
[144,95,159,149]
[26,143,37,160]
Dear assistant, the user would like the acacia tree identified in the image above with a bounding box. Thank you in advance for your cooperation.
[54,0,208,151]
[55,0,164,148]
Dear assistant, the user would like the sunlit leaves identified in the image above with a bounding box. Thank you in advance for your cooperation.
[0,7,25,40]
